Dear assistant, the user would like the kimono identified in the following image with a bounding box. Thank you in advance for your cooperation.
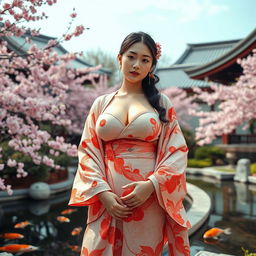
[68,90,191,256]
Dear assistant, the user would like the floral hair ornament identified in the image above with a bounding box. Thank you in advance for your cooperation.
[155,42,162,60]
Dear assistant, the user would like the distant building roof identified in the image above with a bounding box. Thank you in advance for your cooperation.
[174,39,240,65]
[184,28,256,80]
[156,28,256,88]
[156,64,209,89]
[0,29,111,75]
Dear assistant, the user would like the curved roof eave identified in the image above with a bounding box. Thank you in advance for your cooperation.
[174,39,240,65]
[184,28,256,79]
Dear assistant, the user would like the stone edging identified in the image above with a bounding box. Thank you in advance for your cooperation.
[186,167,235,180]
[186,167,256,184]
[195,251,235,256]
[0,170,74,202]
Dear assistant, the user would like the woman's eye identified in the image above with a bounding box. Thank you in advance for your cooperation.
[128,55,134,59]
[143,59,149,63]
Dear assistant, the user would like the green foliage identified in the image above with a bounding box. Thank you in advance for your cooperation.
[187,158,212,168]
[250,163,256,175]
[182,128,197,158]
[242,247,256,256]
[195,145,226,164]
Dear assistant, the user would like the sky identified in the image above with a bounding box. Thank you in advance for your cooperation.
[27,0,256,67]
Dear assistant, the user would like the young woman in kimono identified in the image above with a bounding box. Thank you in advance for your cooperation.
[69,31,191,256]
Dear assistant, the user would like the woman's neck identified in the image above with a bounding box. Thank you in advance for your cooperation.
[118,80,144,95]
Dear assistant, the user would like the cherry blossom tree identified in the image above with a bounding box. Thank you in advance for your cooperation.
[189,49,256,145]
[0,0,105,195]
[65,74,119,134]
[160,87,198,129]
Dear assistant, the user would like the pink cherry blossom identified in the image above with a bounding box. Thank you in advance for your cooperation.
[7,159,17,167]
[160,87,198,129]
[190,49,256,145]
[0,0,93,195]
[3,3,11,9]
[70,12,77,18]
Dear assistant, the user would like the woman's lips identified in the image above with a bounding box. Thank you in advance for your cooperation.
[130,71,140,76]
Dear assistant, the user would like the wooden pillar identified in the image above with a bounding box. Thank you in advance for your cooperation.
[222,134,229,144]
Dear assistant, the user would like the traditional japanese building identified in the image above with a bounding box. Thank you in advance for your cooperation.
[156,39,240,91]
[156,28,256,160]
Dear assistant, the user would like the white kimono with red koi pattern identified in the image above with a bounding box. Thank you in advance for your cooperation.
[69,90,191,256]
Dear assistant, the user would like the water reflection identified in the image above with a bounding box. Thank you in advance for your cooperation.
[0,191,86,256]
[1,179,256,255]
[188,176,256,255]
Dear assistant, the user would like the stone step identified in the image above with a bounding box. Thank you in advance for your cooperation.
[195,251,235,256]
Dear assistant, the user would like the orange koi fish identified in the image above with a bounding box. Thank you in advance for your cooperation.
[0,233,24,240]
[56,216,70,223]
[0,244,38,253]
[60,209,77,215]
[203,227,231,239]
[71,227,83,236]
[14,221,31,229]
[68,245,81,252]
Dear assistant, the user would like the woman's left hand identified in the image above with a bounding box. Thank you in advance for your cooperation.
[120,180,155,209]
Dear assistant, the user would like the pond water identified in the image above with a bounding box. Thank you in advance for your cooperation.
[0,191,85,256]
[188,176,256,256]
[0,176,256,256]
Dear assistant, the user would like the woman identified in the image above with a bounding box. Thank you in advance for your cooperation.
[69,31,191,256]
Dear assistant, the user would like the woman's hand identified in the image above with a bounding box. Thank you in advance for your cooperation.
[120,180,155,209]
[98,191,133,220]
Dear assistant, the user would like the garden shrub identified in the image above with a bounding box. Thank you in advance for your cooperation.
[0,141,72,181]
[250,163,256,175]
[182,128,197,158]
[187,158,212,168]
[195,145,226,165]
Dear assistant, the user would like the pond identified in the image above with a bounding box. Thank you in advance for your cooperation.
[0,191,85,256]
[188,177,256,256]
[1,177,256,256]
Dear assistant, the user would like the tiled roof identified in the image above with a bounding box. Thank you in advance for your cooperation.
[174,39,240,65]
[156,36,249,88]
[185,28,256,79]
[1,31,111,75]
[156,64,209,89]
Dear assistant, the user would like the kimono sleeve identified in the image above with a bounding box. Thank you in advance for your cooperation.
[148,93,191,229]
[68,96,111,207]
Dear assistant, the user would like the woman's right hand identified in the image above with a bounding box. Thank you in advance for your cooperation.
[98,191,133,220]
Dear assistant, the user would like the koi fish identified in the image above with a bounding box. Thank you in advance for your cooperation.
[68,245,81,252]
[56,216,70,223]
[14,221,31,229]
[0,244,38,253]
[203,227,231,239]
[71,227,83,236]
[60,209,77,215]
[0,233,24,240]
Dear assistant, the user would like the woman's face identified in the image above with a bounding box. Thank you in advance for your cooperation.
[118,42,153,84]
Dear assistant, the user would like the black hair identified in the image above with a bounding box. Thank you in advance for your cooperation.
[119,31,168,123]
